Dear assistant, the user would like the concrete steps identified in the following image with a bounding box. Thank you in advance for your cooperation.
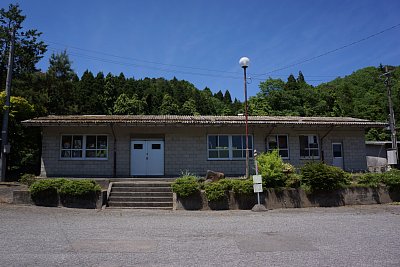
[107,181,173,209]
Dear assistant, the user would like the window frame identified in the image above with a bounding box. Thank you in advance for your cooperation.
[266,134,290,159]
[207,134,253,160]
[299,134,320,159]
[60,134,108,160]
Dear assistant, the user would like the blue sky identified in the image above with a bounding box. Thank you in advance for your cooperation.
[3,0,400,100]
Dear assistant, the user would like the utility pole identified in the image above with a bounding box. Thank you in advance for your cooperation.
[382,66,398,166]
[1,27,16,182]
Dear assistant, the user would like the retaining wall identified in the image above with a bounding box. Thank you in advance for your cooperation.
[175,187,400,210]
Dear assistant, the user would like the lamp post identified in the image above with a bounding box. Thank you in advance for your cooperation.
[239,57,250,179]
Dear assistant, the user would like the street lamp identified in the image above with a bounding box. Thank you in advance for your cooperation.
[239,57,250,179]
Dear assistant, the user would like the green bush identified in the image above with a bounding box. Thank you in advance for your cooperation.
[171,175,200,198]
[218,179,234,191]
[29,178,68,197]
[29,178,101,208]
[357,173,383,188]
[285,173,302,188]
[59,179,101,197]
[257,150,297,188]
[300,162,351,192]
[232,179,254,195]
[381,169,400,189]
[29,178,68,206]
[204,182,226,202]
[19,173,37,186]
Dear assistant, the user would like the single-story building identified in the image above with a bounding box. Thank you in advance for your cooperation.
[22,115,386,177]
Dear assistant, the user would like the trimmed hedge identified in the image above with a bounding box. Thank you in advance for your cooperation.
[59,179,101,197]
[204,182,226,202]
[231,179,254,195]
[29,178,68,206]
[171,175,200,198]
[29,178,101,207]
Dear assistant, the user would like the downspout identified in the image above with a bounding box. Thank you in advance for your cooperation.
[320,125,334,163]
[110,123,117,178]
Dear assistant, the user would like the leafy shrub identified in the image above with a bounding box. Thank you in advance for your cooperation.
[29,178,68,197]
[357,173,383,188]
[285,173,301,188]
[381,169,400,190]
[19,173,37,186]
[29,178,68,206]
[59,179,101,197]
[257,150,297,188]
[204,182,226,202]
[300,162,351,192]
[171,175,200,198]
[232,179,254,195]
[218,179,234,191]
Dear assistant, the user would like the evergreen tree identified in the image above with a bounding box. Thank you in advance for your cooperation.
[223,90,232,104]
[214,90,224,101]
[297,71,306,84]
[0,4,47,84]
[102,73,119,114]
[284,74,298,90]
[46,50,77,114]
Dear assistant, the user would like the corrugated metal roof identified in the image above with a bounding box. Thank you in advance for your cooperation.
[22,115,387,128]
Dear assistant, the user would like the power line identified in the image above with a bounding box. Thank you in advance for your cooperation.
[44,39,241,75]
[48,48,242,80]
[48,47,334,83]
[45,20,400,84]
[253,22,400,78]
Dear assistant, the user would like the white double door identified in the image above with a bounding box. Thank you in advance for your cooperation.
[131,140,164,176]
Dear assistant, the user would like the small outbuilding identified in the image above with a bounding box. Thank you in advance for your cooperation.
[22,115,385,177]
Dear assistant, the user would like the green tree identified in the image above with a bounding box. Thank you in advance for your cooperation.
[223,90,232,104]
[46,51,77,114]
[258,78,285,96]
[13,72,48,116]
[160,94,179,115]
[74,70,105,114]
[113,93,146,115]
[297,71,306,84]
[0,4,47,84]
[0,92,37,177]
[285,74,298,91]
[181,98,199,115]
[214,90,224,101]
[102,73,119,114]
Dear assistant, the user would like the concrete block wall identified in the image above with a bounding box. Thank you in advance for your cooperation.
[40,125,368,178]
[41,127,114,177]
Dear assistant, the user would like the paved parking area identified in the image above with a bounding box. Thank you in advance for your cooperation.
[0,204,399,267]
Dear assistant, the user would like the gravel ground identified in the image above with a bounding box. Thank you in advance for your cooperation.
[0,204,399,267]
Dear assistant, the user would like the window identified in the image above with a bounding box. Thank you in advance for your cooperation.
[60,135,108,160]
[299,135,319,159]
[208,135,253,160]
[267,135,289,158]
